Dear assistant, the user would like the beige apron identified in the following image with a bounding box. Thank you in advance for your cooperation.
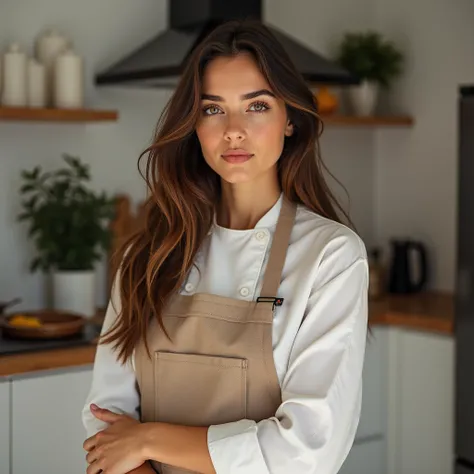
[135,197,297,474]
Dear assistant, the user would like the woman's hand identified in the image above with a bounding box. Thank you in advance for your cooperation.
[128,464,157,474]
[83,404,149,474]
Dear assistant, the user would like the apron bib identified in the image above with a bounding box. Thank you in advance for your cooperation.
[135,197,297,474]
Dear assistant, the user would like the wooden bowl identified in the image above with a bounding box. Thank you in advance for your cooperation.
[0,310,86,340]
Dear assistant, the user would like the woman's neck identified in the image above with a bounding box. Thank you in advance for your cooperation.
[217,176,281,230]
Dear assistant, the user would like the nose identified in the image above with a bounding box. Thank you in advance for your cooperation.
[223,114,245,142]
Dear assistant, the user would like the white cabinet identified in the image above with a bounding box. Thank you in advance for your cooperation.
[0,380,11,474]
[340,327,388,474]
[344,325,454,474]
[11,367,93,474]
[357,327,388,440]
[386,328,455,474]
[339,439,386,474]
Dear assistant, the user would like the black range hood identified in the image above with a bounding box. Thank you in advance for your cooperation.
[95,0,359,88]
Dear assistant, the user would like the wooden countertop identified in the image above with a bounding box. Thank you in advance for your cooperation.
[0,292,454,378]
[0,344,97,378]
[369,291,454,335]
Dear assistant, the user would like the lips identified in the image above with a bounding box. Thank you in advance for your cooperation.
[221,149,254,164]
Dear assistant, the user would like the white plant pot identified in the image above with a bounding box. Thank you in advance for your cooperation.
[349,80,379,116]
[52,270,95,318]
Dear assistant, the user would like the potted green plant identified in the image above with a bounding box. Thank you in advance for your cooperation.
[336,31,404,116]
[18,154,115,317]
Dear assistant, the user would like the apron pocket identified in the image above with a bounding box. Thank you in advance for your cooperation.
[154,351,248,426]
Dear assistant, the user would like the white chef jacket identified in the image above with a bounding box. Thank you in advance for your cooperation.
[82,192,369,474]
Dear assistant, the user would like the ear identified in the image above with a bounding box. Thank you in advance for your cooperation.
[285,120,294,137]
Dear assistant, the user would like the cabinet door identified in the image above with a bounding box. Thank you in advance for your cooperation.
[11,367,93,474]
[339,439,386,474]
[356,327,388,440]
[387,329,454,474]
[0,380,10,474]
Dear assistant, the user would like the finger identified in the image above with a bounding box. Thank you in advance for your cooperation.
[86,448,100,465]
[83,435,97,452]
[86,459,104,474]
[91,404,122,423]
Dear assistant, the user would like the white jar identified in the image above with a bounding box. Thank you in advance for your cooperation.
[348,80,379,116]
[2,43,27,107]
[52,269,96,318]
[35,29,70,106]
[27,58,47,108]
[54,48,84,108]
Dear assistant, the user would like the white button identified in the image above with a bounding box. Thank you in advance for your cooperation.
[185,283,194,292]
[255,231,267,241]
[240,287,250,297]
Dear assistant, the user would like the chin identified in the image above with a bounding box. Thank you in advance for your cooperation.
[218,169,255,184]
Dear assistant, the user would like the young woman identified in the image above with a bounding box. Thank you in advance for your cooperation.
[82,19,368,474]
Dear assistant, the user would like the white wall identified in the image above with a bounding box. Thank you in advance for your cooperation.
[0,0,376,311]
[266,0,377,246]
[0,0,172,309]
[374,0,474,291]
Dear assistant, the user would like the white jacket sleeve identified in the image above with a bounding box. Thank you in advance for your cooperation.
[81,276,140,438]
[207,237,369,474]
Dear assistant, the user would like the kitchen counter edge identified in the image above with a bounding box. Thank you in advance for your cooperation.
[0,291,454,378]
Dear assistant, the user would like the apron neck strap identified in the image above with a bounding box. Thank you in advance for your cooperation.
[259,196,297,299]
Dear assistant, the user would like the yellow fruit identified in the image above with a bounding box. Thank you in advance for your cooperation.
[8,314,42,328]
[315,86,338,114]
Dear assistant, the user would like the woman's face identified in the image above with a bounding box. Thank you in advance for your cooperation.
[195,52,293,185]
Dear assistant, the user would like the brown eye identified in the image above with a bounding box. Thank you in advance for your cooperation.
[248,101,270,113]
[203,105,221,116]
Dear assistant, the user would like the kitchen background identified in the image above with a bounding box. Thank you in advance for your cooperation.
[1,0,474,474]
[2,0,473,309]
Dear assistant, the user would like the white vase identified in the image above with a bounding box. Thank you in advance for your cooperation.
[34,28,71,106]
[2,43,27,107]
[27,58,47,108]
[348,80,379,116]
[52,270,95,318]
[53,48,84,108]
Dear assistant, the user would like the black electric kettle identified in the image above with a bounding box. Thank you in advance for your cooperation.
[388,239,428,294]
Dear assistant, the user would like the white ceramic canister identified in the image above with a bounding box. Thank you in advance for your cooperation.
[2,43,27,107]
[35,29,70,105]
[348,79,379,116]
[27,58,47,108]
[53,48,84,108]
[52,269,96,318]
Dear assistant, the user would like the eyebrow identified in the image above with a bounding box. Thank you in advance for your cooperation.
[201,89,276,102]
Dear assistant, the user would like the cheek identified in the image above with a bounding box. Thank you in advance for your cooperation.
[251,119,286,151]
[196,121,223,154]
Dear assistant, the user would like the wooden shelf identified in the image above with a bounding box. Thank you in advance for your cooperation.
[321,114,414,127]
[0,107,410,127]
[0,106,118,123]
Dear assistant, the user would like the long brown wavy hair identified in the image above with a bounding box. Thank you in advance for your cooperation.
[101,19,352,364]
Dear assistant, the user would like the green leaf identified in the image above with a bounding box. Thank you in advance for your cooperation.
[31,166,41,179]
[17,212,31,222]
[20,183,36,194]
[56,169,73,178]
[30,257,43,272]
[336,30,404,88]
[20,169,34,180]
[28,223,41,238]
[39,171,52,183]
[24,195,39,211]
